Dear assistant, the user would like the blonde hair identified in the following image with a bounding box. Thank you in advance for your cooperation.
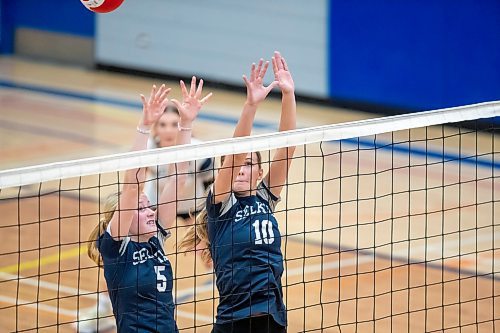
[88,192,120,266]
[177,207,211,263]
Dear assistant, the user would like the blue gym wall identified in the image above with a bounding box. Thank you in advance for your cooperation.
[1,0,499,114]
[328,0,500,111]
[0,0,94,53]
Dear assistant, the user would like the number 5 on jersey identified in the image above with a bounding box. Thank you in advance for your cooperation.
[155,266,167,292]
[252,219,275,245]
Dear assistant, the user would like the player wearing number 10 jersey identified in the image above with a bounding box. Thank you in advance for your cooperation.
[207,175,287,329]
[178,51,296,333]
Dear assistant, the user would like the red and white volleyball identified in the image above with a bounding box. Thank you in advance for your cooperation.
[80,0,125,13]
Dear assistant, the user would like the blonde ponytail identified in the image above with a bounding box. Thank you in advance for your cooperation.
[177,207,211,263]
[88,192,120,266]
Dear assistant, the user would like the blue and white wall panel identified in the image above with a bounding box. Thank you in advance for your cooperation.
[96,0,328,98]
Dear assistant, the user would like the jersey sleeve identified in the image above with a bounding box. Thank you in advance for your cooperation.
[206,189,222,217]
[257,180,281,212]
[97,223,130,259]
[206,187,237,218]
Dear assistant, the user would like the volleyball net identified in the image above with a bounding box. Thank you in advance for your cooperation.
[0,101,499,332]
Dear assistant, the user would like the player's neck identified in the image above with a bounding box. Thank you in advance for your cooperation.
[235,189,257,197]
[132,233,152,243]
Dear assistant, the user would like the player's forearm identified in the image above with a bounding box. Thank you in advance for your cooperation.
[278,91,296,133]
[228,102,258,165]
[174,119,193,175]
[157,176,182,227]
[234,102,258,138]
[123,124,150,184]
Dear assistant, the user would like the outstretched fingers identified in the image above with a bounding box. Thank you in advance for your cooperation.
[272,57,279,78]
[249,63,256,82]
[180,80,189,100]
[242,74,250,87]
[281,57,289,71]
[140,94,147,107]
[255,59,264,79]
[195,79,204,99]
[259,61,270,79]
[173,76,212,117]
[139,84,172,126]
[265,81,279,94]
[200,92,213,105]
[189,76,196,97]
[153,84,165,101]
[274,51,284,70]
[159,88,171,108]
[158,86,171,102]
[148,84,157,105]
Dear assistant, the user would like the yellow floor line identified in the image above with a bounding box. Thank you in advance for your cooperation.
[0,245,88,274]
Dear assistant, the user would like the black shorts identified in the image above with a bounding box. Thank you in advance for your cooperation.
[211,315,286,333]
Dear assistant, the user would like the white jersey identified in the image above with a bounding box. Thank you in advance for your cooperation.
[145,138,214,215]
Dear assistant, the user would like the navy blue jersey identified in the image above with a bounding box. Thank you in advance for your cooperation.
[98,222,178,333]
[207,181,286,327]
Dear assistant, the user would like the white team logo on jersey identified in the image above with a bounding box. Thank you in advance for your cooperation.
[234,202,272,222]
[132,248,167,265]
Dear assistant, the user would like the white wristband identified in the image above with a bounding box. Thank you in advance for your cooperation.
[136,126,151,134]
[178,124,192,131]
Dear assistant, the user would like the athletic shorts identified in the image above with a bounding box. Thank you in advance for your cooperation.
[211,315,286,333]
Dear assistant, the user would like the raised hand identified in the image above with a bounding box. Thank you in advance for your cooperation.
[243,59,279,106]
[140,84,171,127]
[272,51,294,94]
[171,76,212,123]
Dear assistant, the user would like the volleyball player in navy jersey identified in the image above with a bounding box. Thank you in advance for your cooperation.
[179,51,296,333]
[87,78,212,332]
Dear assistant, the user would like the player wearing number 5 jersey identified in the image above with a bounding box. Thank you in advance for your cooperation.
[87,79,212,332]
[179,51,296,333]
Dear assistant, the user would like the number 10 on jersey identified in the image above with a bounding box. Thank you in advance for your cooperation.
[252,219,275,245]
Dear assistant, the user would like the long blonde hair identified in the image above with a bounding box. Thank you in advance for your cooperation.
[88,192,120,266]
[177,152,262,263]
[177,207,211,263]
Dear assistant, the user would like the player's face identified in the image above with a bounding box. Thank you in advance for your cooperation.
[155,110,179,148]
[233,153,262,194]
[129,193,157,238]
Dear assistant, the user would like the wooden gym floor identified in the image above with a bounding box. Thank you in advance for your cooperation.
[0,57,498,332]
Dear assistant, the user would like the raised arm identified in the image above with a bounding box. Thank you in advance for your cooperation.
[264,51,297,197]
[156,77,212,227]
[109,84,171,239]
[212,59,278,204]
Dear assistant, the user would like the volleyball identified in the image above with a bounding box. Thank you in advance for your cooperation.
[80,0,125,13]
